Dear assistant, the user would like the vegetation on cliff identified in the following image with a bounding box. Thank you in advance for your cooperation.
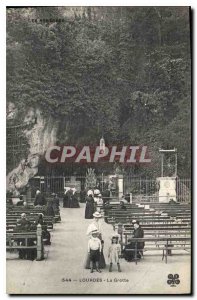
[7,7,191,177]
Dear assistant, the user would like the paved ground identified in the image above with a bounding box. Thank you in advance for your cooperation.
[7,204,191,294]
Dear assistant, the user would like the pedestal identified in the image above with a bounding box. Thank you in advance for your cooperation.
[157,177,177,203]
[118,175,124,199]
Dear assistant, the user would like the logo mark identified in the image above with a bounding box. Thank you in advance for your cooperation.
[167,274,180,287]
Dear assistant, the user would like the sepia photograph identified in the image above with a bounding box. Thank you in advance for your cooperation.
[6,5,191,295]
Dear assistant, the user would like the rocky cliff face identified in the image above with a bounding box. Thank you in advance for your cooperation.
[6,104,58,195]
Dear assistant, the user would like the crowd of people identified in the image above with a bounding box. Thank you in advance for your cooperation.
[81,187,144,272]
[84,205,144,272]
[8,186,144,269]
[85,212,121,273]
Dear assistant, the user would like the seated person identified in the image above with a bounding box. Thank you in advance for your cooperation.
[15,213,36,260]
[123,220,144,262]
[125,193,130,203]
[16,195,25,206]
[34,190,46,206]
[52,193,60,211]
[16,213,31,231]
[120,195,128,204]
[32,213,51,245]
[45,199,55,217]
[119,200,127,210]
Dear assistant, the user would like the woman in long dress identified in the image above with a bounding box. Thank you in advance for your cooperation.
[85,190,95,219]
[70,188,80,208]
[63,187,70,208]
[85,211,106,269]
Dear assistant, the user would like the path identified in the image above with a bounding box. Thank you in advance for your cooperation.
[7,204,191,294]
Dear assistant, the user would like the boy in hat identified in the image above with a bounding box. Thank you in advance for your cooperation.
[108,233,121,272]
[88,230,102,273]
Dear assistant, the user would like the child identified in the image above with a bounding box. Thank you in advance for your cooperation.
[88,230,102,273]
[108,233,121,272]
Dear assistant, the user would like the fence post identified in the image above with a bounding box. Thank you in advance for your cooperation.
[36,224,44,261]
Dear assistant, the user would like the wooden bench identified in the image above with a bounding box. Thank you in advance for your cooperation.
[108,216,189,225]
[123,229,191,243]
[117,222,190,234]
[6,224,44,260]
[7,207,61,223]
[122,223,191,230]
[6,215,54,231]
[122,237,191,264]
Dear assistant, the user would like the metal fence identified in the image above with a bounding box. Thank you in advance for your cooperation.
[123,176,191,203]
[176,178,191,203]
[29,175,191,203]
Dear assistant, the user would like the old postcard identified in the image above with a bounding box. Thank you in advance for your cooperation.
[6,6,191,295]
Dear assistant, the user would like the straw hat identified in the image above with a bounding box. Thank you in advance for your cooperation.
[111,233,120,240]
[93,211,102,218]
[94,189,100,195]
[91,229,99,235]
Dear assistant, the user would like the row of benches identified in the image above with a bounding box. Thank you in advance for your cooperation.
[103,202,191,263]
[6,204,61,260]
[124,236,191,264]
